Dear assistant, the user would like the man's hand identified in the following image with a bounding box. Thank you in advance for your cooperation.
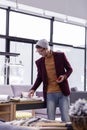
[28,90,35,98]
[56,75,66,83]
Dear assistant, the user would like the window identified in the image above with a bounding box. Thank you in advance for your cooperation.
[9,12,50,40]
[0,38,5,84]
[53,21,85,91]
[10,41,32,84]
[0,7,86,91]
[0,9,6,35]
[53,21,85,47]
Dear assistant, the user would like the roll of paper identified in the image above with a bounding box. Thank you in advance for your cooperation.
[0,95,10,101]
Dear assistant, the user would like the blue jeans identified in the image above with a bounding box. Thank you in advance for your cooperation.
[47,92,70,122]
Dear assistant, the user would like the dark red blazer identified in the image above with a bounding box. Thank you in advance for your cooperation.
[31,51,73,101]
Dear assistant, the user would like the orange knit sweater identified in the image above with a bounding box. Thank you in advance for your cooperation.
[45,53,61,93]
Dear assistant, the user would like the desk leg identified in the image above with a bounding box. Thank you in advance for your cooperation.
[10,103,15,121]
[32,109,36,117]
[13,104,16,120]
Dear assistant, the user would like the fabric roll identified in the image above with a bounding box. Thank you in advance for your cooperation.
[0,95,10,101]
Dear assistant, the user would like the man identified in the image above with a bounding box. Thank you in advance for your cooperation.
[29,39,73,122]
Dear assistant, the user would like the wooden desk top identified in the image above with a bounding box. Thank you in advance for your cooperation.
[14,99,44,104]
[0,102,12,105]
[0,99,46,110]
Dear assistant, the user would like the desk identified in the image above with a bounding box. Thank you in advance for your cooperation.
[13,100,45,119]
[0,100,45,121]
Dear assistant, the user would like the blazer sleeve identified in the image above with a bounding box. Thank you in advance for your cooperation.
[30,59,42,91]
[63,53,73,78]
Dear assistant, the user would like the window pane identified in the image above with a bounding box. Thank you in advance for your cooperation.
[86,37,87,91]
[33,44,43,91]
[0,9,6,35]
[9,12,50,40]
[53,45,84,91]
[10,42,32,85]
[53,21,85,47]
[0,38,5,84]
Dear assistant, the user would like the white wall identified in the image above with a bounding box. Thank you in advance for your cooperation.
[9,0,87,20]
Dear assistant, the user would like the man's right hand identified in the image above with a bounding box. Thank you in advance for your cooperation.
[28,90,35,98]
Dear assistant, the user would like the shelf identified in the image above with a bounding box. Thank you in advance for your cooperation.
[0,52,20,57]
[0,103,14,121]
[0,111,11,115]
